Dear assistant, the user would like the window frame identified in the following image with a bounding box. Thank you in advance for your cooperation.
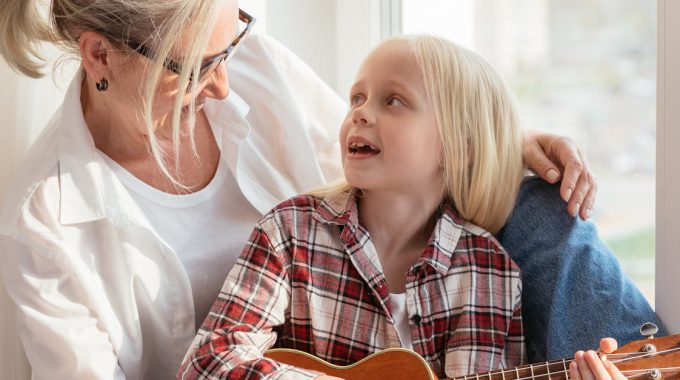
[656,0,679,333]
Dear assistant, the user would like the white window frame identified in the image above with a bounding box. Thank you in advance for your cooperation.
[656,0,679,333]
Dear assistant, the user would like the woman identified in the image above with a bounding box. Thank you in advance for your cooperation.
[0,0,655,379]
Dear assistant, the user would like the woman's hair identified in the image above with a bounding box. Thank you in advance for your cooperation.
[314,35,523,234]
[0,0,225,188]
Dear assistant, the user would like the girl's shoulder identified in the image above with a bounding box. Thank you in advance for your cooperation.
[438,205,519,271]
[256,190,356,245]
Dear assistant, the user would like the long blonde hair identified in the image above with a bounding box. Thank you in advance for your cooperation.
[0,0,226,187]
[316,36,523,234]
[406,35,523,233]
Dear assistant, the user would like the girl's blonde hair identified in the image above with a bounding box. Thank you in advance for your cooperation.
[0,0,225,188]
[316,35,523,234]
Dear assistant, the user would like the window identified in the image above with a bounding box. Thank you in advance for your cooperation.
[400,0,657,305]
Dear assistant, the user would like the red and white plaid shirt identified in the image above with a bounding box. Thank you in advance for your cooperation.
[178,189,524,379]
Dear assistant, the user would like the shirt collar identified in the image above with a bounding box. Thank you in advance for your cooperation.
[57,69,254,227]
[58,69,112,225]
[313,188,466,274]
[203,90,251,145]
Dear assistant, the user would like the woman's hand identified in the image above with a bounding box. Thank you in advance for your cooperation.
[523,130,597,220]
[569,338,626,380]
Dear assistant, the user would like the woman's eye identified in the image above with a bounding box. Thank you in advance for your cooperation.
[387,96,405,106]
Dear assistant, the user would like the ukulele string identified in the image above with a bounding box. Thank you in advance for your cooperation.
[501,366,680,380]
[477,348,680,380]
[606,346,680,365]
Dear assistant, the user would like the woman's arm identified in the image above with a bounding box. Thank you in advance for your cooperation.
[523,130,597,220]
[0,237,126,380]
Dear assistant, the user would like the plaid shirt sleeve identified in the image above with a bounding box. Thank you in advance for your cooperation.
[502,285,525,369]
[177,224,322,380]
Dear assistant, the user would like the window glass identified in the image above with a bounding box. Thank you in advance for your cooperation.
[402,0,656,304]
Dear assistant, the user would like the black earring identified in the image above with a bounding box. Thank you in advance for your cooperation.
[96,78,109,92]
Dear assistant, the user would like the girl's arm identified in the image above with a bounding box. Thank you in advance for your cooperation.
[177,225,322,380]
[502,290,526,369]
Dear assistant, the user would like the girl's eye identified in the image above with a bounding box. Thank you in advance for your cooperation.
[350,95,365,106]
[387,96,405,106]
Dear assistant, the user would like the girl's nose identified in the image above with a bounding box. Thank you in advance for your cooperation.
[352,103,374,126]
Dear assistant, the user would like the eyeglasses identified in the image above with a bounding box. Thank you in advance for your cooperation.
[126,8,256,90]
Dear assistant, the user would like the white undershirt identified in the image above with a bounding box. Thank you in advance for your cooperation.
[100,153,262,329]
[389,292,413,350]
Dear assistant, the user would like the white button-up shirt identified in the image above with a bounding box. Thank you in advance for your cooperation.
[0,33,345,379]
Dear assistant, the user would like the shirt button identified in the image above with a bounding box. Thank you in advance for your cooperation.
[411,314,422,325]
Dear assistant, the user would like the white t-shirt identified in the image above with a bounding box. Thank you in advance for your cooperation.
[100,153,261,329]
[389,292,414,350]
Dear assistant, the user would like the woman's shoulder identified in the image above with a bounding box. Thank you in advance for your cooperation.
[0,124,62,238]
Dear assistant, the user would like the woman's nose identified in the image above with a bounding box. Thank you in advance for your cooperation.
[201,62,230,100]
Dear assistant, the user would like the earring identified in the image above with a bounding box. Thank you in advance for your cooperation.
[96,78,109,92]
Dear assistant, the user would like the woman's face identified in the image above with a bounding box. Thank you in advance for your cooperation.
[107,0,239,130]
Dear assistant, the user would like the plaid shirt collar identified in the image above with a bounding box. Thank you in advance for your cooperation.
[312,188,467,276]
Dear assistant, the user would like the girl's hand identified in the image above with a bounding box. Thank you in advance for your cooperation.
[523,129,597,221]
[569,338,626,380]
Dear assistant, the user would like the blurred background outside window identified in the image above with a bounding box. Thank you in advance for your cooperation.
[400,0,657,304]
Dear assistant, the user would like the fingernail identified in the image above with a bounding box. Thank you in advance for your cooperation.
[573,202,580,217]
[586,208,591,219]
[546,169,559,183]
[564,188,572,201]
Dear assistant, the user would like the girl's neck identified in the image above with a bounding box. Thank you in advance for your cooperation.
[358,187,442,293]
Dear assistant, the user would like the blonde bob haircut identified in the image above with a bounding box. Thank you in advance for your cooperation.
[315,35,523,234]
[0,0,226,187]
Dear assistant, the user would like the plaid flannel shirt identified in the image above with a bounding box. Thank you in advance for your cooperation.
[178,189,524,379]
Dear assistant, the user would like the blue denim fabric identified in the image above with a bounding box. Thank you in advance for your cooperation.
[496,177,668,363]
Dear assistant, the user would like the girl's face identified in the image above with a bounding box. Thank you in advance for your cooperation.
[340,41,444,196]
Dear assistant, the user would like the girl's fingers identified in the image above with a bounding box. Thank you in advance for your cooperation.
[584,350,610,380]
[603,360,627,380]
[570,360,583,380]
[575,351,596,380]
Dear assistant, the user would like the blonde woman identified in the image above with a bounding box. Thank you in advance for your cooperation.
[0,0,661,379]
[179,36,625,380]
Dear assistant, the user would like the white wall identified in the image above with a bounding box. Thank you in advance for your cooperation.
[261,0,383,98]
[656,0,680,334]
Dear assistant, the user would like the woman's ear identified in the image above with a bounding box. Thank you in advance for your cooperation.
[78,31,113,84]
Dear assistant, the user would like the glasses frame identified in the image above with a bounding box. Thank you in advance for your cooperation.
[125,9,256,87]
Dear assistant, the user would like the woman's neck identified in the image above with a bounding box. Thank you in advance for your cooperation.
[81,79,220,194]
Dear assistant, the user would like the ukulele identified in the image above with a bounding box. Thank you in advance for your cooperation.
[265,330,680,380]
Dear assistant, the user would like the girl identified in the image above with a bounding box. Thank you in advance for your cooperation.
[178,36,624,379]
